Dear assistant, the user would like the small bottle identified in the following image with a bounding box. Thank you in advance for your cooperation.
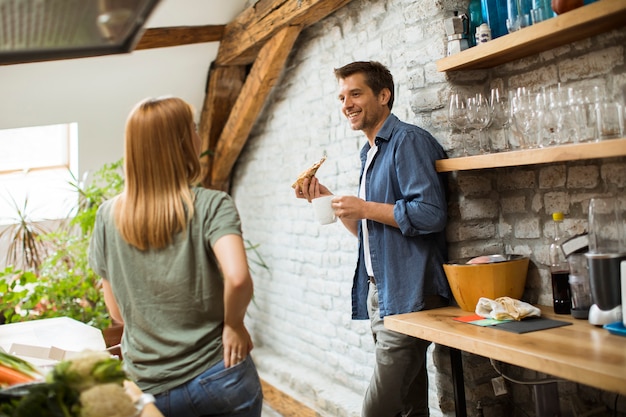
[475,23,492,44]
[549,212,571,314]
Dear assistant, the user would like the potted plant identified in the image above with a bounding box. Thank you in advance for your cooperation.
[0,196,51,274]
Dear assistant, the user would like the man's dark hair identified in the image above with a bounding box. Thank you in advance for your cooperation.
[333,61,395,110]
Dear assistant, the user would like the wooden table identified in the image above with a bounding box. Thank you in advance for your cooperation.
[384,306,626,416]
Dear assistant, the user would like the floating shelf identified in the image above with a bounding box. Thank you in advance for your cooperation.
[436,0,626,72]
[435,138,626,172]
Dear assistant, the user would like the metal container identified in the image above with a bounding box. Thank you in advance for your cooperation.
[444,12,469,55]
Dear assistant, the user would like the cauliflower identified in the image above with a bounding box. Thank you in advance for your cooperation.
[48,350,127,392]
[67,351,111,378]
[79,383,137,417]
[3,350,133,417]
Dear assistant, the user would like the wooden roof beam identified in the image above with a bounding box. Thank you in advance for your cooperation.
[199,64,248,189]
[216,0,354,66]
[209,25,302,190]
[135,25,225,50]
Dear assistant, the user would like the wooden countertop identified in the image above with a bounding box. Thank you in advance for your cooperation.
[384,306,626,396]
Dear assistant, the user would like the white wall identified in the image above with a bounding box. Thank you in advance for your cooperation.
[0,0,247,177]
[0,45,217,176]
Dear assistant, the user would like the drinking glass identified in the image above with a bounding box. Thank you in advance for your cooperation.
[507,0,531,32]
[489,87,511,152]
[467,93,492,154]
[557,87,582,144]
[531,0,554,24]
[596,102,624,140]
[536,89,559,147]
[577,84,604,143]
[568,253,593,319]
[510,87,537,149]
[448,92,470,156]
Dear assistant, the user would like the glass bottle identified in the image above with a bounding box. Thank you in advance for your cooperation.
[549,212,571,314]
[506,0,532,32]
[481,0,508,39]
[468,0,483,47]
[531,0,555,24]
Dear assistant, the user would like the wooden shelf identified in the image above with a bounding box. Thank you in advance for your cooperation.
[435,138,626,172]
[437,0,626,72]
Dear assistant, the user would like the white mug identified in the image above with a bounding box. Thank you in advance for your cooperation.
[312,195,337,225]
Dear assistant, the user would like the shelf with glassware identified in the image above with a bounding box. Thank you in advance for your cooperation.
[436,0,626,72]
[435,138,626,172]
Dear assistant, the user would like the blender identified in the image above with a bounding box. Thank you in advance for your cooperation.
[586,198,625,326]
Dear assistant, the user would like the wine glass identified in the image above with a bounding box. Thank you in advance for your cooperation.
[489,87,510,152]
[467,93,492,154]
[448,92,469,156]
[510,87,538,149]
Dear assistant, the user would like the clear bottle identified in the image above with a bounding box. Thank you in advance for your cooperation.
[549,212,571,314]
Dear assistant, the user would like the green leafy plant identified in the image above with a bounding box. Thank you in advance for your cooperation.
[244,239,269,274]
[0,161,124,329]
[66,160,124,236]
[0,196,51,272]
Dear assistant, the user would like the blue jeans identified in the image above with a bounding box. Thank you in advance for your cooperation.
[154,356,263,417]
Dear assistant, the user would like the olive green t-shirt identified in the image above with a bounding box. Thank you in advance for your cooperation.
[88,187,242,395]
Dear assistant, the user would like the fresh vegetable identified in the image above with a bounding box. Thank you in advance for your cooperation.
[48,350,126,392]
[0,365,33,387]
[0,351,42,387]
[0,350,135,417]
[78,383,136,417]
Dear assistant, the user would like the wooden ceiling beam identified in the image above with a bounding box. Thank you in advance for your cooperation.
[135,25,225,50]
[209,25,302,190]
[198,64,248,189]
[215,0,354,66]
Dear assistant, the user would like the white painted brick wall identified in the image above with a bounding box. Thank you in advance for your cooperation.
[231,0,626,415]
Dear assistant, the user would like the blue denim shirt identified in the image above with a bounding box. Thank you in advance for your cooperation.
[351,114,451,319]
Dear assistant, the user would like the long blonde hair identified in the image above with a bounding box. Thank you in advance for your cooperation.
[114,97,201,250]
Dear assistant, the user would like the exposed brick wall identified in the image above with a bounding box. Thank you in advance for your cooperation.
[231,0,626,415]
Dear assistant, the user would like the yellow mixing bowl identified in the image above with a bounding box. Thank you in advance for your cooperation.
[443,255,530,312]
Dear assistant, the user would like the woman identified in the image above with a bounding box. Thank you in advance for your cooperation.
[88,96,263,417]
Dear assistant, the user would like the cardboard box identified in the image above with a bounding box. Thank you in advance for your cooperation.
[0,317,106,368]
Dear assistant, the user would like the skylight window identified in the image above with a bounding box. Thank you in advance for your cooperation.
[0,123,78,225]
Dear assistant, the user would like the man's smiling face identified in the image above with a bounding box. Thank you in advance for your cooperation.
[337,72,390,139]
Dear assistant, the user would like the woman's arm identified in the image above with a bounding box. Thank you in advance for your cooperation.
[212,234,254,368]
[101,278,124,324]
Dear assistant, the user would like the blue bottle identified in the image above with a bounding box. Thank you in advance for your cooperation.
[469,0,483,47]
[481,0,508,39]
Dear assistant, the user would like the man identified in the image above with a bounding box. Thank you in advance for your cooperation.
[295,61,451,417]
